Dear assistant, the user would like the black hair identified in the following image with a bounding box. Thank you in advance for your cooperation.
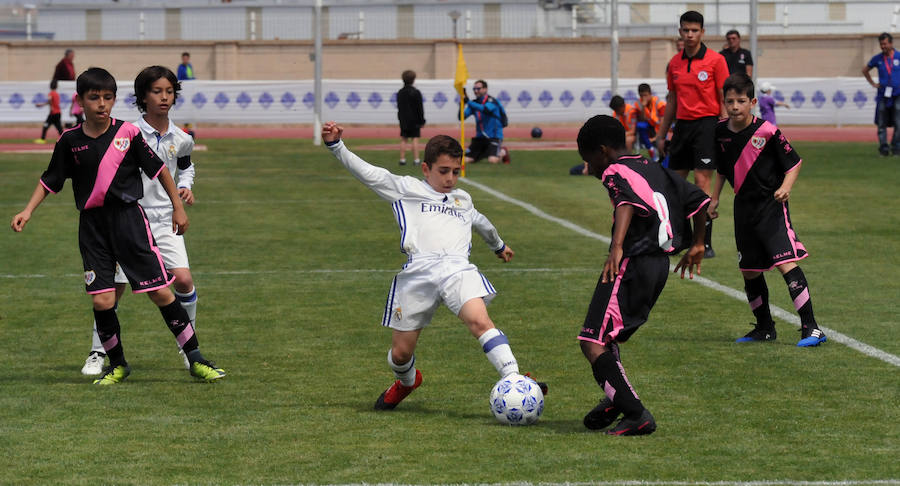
[879,32,893,43]
[680,11,704,28]
[182,52,190,58]
[726,29,740,38]
[638,83,651,94]
[475,79,488,89]
[401,69,416,86]
[577,115,626,158]
[133,65,180,113]
[609,95,625,110]
[76,67,117,97]
[423,134,463,167]
[723,72,755,99]
[50,79,58,90]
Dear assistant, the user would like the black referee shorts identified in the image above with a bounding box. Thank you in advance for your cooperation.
[668,116,718,171]
[79,204,174,295]
[578,254,669,345]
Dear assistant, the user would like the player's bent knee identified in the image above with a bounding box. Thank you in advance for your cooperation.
[91,291,117,311]
[147,288,175,307]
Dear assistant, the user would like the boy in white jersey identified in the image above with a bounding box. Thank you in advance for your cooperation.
[322,121,546,410]
[81,66,201,375]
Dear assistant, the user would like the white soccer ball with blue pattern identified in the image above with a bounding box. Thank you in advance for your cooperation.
[489,373,544,425]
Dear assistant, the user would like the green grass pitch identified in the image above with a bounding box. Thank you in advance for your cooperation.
[0,136,898,485]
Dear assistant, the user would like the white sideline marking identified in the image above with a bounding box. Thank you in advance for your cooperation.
[460,177,900,369]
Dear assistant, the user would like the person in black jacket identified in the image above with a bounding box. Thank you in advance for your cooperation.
[397,70,426,166]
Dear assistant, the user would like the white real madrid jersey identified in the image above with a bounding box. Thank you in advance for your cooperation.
[328,140,505,261]
[135,116,195,209]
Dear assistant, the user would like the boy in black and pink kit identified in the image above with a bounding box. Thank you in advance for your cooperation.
[10,67,225,384]
[576,115,709,436]
[710,73,826,347]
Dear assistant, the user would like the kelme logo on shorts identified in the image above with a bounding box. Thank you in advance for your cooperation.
[697,70,709,81]
[84,270,96,285]
[113,137,131,152]
[751,136,766,149]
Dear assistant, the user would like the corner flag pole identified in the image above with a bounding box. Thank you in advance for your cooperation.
[454,42,468,177]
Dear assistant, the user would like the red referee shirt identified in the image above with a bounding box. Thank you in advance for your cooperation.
[666,43,729,121]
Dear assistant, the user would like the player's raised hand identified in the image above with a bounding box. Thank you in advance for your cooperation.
[495,245,514,263]
[674,243,704,279]
[321,121,343,143]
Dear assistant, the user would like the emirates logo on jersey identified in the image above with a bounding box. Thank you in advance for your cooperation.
[751,136,766,149]
[113,137,130,152]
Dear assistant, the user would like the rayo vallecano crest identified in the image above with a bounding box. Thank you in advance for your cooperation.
[84,270,96,285]
[750,136,766,149]
[113,137,130,152]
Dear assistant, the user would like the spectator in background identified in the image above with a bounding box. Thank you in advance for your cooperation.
[757,81,789,126]
[396,69,426,166]
[862,32,900,156]
[720,30,754,76]
[69,91,84,127]
[609,95,637,152]
[52,49,75,82]
[178,52,195,81]
[463,80,509,164]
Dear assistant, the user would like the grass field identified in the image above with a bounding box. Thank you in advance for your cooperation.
[0,134,898,486]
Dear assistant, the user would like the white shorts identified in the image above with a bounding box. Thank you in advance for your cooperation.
[381,257,497,331]
[114,206,189,284]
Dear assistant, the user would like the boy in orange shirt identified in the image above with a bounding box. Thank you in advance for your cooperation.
[34,80,63,144]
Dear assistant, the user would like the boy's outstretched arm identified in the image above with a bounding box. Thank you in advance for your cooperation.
[674,209,707,279]
[10,183,50,232]
[602,204,633,283]
[157,167,189,235]
[495,245,514,263]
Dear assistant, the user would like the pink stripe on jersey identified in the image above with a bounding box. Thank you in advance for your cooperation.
[84,122,140,209]
[603,164,674,245]
[793,288,810,310]
[733,118,777,195]
[782,202,807,257]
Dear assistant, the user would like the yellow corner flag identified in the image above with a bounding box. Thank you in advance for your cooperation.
[454,42,468,176]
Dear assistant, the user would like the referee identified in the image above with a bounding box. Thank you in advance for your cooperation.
[655,10,729,258]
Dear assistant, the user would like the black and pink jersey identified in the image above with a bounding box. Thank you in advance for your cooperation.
[601,155,710,257]
[40,118,165,210]
[714,116,801,200]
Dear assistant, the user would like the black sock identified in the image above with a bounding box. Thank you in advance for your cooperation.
[591,351,643,418]
[704,219,713,249]
[744,275,774,329]
[94,307,125,366]
[159,300,198,353]
[783,267,818,329]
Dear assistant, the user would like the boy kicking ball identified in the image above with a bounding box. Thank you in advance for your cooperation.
[321,121,546,410]
[710,73,826,347]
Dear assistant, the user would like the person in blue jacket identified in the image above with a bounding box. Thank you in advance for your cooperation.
[463,79,509,164]
[863,32,900,156]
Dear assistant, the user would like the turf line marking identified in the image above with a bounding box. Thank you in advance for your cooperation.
[460,177,900,369]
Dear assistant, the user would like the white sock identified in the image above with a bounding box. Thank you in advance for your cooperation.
[175,287,197,329]
[90,320,105,354]
[387,349,417,386]
[477,328,519,377]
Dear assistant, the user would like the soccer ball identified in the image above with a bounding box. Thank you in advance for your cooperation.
[530,126,543,139]
[489,373,544,425]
